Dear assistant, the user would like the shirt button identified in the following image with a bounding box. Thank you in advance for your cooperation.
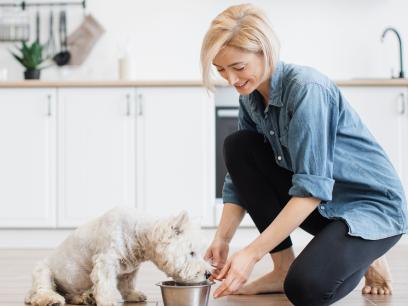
[277,155,282,161]
[321,206,325,210]
[269,130,275,136]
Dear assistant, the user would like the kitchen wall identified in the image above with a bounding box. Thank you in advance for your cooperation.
[0,0,407,81]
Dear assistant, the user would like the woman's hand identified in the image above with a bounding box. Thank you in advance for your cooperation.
[213,247,259,298]
[204,237,230,279]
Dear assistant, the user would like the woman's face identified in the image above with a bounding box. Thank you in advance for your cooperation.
[213,46,265,95]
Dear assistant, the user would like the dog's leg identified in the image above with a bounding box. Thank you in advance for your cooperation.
[117,268,147,302]
[90,253,119,306]
[26,260,65,306]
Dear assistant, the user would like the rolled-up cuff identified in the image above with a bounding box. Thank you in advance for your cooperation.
[289,173,334,202]
[222,188,241,205]
[222,173,241,205]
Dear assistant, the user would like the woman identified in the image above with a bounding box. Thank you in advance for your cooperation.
[201,4,408,306]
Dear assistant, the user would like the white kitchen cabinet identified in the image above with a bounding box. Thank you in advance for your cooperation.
[339,86,408,194]
[57,88,136,227]
[135,87,214,226]
[0,88,56,227]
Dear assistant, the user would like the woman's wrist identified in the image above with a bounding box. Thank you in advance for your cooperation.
[214,203,245,243]
[245,242,266,262]
[214,233,232,244]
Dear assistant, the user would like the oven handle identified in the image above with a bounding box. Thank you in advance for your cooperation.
[217,109,239,118]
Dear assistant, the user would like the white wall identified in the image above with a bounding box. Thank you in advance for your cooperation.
[0,0,407,81]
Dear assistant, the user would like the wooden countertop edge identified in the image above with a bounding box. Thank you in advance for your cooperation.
[1,79,408,88]
[0,80,208,88]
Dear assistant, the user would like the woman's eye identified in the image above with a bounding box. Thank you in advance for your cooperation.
[217,68,225,72]
[190,251,196,257]
[235,66,245,71]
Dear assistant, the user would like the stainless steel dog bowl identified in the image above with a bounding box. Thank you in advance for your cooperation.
[156,280,214,306]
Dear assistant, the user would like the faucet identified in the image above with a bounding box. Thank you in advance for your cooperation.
[381,27,405,79]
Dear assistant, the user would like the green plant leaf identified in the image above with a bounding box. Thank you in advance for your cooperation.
[9,41,45,70]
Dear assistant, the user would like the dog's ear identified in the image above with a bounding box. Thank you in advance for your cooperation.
[171,210,189,235]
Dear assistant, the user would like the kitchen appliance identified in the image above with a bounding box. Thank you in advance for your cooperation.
[214,86,239,200]
[215,106,239,198]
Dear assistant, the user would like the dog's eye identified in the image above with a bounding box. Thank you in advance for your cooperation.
[190,251,195,257]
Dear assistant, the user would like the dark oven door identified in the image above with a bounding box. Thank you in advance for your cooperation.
[215,107,239,199]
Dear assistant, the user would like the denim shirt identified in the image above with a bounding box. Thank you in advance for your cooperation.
[222,61,408,240]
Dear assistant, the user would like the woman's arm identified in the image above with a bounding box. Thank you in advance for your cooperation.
[205,203,246,277]
[214,196,320,298]
[246,196,320,260]
[214,203,246,242]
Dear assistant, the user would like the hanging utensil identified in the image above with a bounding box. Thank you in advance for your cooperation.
[53,9,70,66]
[44,10,56,58]
[35,9,40,43]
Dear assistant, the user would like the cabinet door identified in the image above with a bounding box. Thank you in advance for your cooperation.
[0,88,56,227]
[340,86,405,181]
[57,88,136,227]
[135,87,214,225]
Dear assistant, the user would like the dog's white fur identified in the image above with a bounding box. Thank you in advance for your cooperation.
[25,207,211,306]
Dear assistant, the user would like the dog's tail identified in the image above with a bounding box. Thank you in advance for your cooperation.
[25,259,65,305]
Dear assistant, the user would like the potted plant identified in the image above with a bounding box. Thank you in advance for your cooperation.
[10,41,46,80]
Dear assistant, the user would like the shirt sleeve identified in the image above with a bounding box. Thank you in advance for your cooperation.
[287,83,338,202]
[222,96,256,205]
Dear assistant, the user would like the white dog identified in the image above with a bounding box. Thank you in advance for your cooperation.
[25,207,212,306]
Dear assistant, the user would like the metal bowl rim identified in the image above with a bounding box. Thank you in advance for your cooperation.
[156,280,215,288]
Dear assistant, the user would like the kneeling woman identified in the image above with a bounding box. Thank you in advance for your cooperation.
[201,4,408,306]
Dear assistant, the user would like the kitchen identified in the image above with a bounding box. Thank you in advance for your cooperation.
[1,0,408,305]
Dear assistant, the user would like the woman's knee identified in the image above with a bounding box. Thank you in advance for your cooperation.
[223,130,263,168]
[284,266,331,306]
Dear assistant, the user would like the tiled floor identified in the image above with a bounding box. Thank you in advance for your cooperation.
[0,245,407,306]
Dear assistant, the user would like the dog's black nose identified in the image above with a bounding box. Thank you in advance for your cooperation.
[205,270,212,279]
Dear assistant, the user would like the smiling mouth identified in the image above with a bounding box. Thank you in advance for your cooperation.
[234,80,248,88]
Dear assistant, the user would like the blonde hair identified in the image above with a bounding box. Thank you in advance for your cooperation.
[200,4,280,91]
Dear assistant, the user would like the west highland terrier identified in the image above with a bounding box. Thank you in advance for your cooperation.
[25,207,212,306]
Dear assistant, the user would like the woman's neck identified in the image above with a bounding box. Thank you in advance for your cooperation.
[256,78,271,107]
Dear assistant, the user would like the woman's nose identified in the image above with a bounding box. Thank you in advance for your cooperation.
[226,72,238,85]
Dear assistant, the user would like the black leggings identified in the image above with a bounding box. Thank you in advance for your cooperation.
[224,130,401,306]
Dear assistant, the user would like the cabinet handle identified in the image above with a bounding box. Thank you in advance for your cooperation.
[47,94,52,116]
[126,93,131,116]
[137,93,143,116]
[398,92,406,115]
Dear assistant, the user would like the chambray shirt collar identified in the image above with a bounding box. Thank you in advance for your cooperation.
[269,61,284,107]
[249,61,284,110]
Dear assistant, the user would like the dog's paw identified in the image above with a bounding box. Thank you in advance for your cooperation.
[30,290,65,306]
[84,292,96,305]
[124,290,147,302]
[94,296,117,306]
[65,291,96,305]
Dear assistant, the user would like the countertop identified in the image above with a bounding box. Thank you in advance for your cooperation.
[1,79,408,88]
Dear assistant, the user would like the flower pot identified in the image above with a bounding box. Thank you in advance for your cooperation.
[24,69,41,80]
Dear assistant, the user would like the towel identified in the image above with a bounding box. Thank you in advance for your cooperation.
[67,14,105,65]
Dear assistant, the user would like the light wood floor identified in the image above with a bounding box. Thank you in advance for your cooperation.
[1,245,407,306]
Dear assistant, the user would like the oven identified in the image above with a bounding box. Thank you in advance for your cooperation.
[214,86,239,200]
[215,106,239,198]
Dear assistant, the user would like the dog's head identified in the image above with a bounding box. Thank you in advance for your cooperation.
[151,211,212,283]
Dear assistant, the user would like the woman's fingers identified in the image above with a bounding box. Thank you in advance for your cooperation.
[209,268,221,280]
[214,274,234,298]
[214,273,244,298]
[205,248,222,268]
[214,280,228,298]
[204,248,213,261]
[216,260,231,280]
